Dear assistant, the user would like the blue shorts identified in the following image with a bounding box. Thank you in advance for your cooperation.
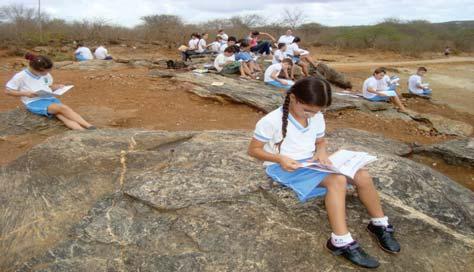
[265,80,292,90]
[235,52,252,62]
[366,95,390,102]
[25,97,61,117]
[266,159,330,202]
[410,89,432,95]
[291,56,301,64]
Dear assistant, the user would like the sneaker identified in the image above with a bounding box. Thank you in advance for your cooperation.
[326,239,380,269]
[367,223,401,253]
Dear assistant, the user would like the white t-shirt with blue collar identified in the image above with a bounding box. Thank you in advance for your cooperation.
[6,69,54,105]
[253,106,326,166]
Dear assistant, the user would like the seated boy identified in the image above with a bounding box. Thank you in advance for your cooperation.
[220,36,237,53]
[363,68,407,112]
[408,67,432,96]
[264,59,294,90]
[214,47,252,78]
[74,43,94,61]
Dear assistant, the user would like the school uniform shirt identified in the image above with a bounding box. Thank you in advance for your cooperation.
[362,76,378,99]
[285,43,300,56]
[197,39,207,53]
[408,75,424,94]
[219,33,228,41]
[272,50,286,64]
[74,47,94,60]
[214,54,235,72]
[188,38,199,50]
[6,69,54,105]
[264,63,283,82]
[219,43,228,53]
[253,107,326,166]
[94,46,109,60]
[278,35,295,45]
[209,41,221,52]
[377,75,391,91]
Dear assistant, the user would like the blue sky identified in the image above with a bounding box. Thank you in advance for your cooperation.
[3,0,474,27]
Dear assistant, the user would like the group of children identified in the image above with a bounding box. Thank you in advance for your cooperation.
[363,66,432,113]
[75,43,113,61]
[9,31,442,269]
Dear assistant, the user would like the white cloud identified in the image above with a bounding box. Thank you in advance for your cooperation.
[2,0,473,27]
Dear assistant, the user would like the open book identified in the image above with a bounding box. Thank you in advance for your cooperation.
[35,85,74,97]
[301,150,377,179]
[379,90,397,97]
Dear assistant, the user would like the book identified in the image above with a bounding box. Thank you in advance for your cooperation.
[35,85,73,97]
[301,150,377,179]
[379,90,397,97]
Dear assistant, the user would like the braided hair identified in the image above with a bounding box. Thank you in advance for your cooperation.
[275,77,332,152]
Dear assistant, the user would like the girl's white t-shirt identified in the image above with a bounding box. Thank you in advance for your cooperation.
[285,43,300,56]
[197,39,207,53]
[272,50,286,64]
[74,47,94,60]
[362,76,378,99]
[264,63,283,82]
[253,107,326,166]
[6,69,54,105]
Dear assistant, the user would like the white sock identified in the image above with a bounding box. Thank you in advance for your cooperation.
[331,232,354,247]
[371,216,389,227]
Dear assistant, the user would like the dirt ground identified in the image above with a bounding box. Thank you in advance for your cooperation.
[0,46,473,190]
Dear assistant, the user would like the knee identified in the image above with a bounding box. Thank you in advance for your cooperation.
[327,175,347,192]
[354,169,374,188]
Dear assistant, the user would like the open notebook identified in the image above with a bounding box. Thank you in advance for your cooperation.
[35,85,74,97]
[301,150,377,179]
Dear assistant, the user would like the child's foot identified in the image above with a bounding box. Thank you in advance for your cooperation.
[367,223,401,253]
[326,239,380,269]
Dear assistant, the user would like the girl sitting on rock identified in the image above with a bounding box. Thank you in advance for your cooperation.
[5,53,95,130]
[247,77,400,269]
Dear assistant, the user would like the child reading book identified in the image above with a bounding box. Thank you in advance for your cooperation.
[264,59,294,90]
[363,68,407,113]
[248,77,400,269]
[5,53,95,130]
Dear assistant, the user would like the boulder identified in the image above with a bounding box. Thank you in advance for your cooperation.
[410,113,473,137]
[0,109,65,137]
[1,129,472,271]
[58,59,128,71]
[414,138,474,167]
[312,62,353,89]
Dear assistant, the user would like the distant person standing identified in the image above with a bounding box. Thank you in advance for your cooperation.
[408,67,432,96]
[74,43,94,61]
[277,29,295,45]
[94,45,113,60]
[444,46,451,57]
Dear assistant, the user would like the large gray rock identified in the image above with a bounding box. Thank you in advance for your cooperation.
[57,59,128,70]
[156,70,358,113]
[414,138,474,166]
[1,129,473,272]
[0,108,65,137]
[410,113,473,137]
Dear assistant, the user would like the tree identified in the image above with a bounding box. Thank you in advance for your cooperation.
[281,8,307,29]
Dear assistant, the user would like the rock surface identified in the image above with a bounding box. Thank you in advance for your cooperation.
[414,138,474,166]
[0,109,65,137]
[1,129,473,272]
[411,113,473,137]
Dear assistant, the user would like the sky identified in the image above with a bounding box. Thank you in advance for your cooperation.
[2,0,474,27]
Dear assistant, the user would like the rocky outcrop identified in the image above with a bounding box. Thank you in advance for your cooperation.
[1,129,473,272]
[414,138,474,166]
[0,109,65,137]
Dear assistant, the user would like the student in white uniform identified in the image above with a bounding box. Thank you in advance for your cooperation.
[209,36,223,53]
[219,36,237,53]
[94,45,112,60]
[408,67,432,95]
[5,53,95,130]
[272,43,288,64]
[277,29,295,45]
[181,33,200,61]
[74,43,94,61]
[248,77,400,269]
[214,47,252,78]
[264,59,294,90]
[363,68,407,112]
[286,37,319,77]
[218,29,228,42]
[196,33,209,54]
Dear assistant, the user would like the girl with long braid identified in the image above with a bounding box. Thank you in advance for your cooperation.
[248,77,400,269]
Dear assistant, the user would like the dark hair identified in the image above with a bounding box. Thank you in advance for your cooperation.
[224,46,235,53]
[228,36,237,42]
[251,31,260,36]
[293,37,301,43]
[240,40,250,48]
[76,42,84,48]
[276,77,332,151]
[418,66,428,72]
[379,67,387,73]
[373,68,385,75]
[218,29,224,33]
[25,53,53,71]
[277,43,286,49]
[230,44,240,53]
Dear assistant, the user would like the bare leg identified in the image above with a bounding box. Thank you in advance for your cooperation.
[349,169,384,218]
[56,114,84,130]
[319,174,349,235]
[390,96,407,112]
[302,55,318,68]
[48,104,92,128]
[299,62,309,77]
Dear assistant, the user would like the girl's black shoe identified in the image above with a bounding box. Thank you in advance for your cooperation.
[326,239,380,269]
[367,223,401,253]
